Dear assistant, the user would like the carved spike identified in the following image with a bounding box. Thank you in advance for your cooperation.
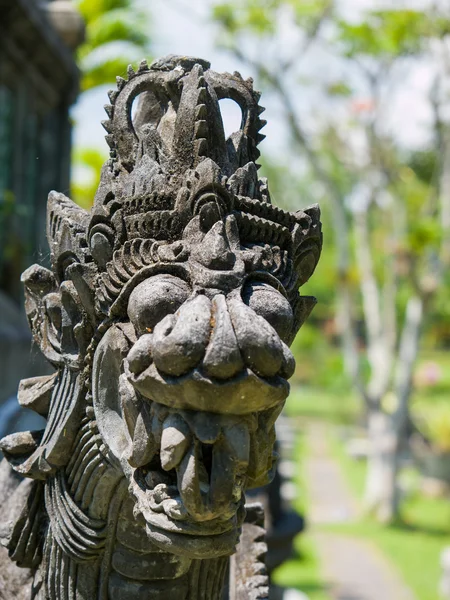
[101,120,112,134]
[257,105,266,115]
[195,104,207,120]
[195,120,208,139]
[18,374,57,417]
[105,134,115,148]
[104,104,113,118]
[138,59,149,73]
[195,138,208,157]
[107,89,119,104]
[116,76,126,90]
[256,133,266,144]
[127,64,136,79]
[258,119,267,129]
[197,87,208,103]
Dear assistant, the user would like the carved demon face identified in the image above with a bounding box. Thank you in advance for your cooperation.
[92,212,304,557]
[2,56,321,563]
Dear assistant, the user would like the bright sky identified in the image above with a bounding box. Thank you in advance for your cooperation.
[72,0,255,157]
[72,0,439,183]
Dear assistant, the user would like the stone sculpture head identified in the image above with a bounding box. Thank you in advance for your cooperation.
[1,56,321,566]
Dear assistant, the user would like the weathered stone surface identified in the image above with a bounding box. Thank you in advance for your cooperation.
[0,55,322,599]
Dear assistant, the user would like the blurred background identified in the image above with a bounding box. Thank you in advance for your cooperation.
[1,1,450,598]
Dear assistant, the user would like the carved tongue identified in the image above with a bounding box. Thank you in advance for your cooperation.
[174,414,250,521]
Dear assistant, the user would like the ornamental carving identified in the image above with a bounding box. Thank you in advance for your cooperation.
[0,55,322,600]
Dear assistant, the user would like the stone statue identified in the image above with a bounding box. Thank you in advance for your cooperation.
[0,56,322,599]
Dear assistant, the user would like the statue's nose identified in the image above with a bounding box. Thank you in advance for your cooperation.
[202,294,244,379]
[127,292,294,380]
[146,293,244,379]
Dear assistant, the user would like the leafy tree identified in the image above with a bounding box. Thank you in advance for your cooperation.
[72,0,152,206]
[75,0,151,91]
[212,0,450,522]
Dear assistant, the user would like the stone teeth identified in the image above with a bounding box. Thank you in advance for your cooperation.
[127,64,136,79]
[160,414,191,471]
[116,76,126,90]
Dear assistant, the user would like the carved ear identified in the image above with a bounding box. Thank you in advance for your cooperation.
[46,191,90,282]
[21,267,93,367]
[21,264,62,366]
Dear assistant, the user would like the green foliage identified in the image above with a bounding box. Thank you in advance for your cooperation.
[213,0,330,36]
[71,0,152,205]
[337,10,450,59]
[408,150,438,186]
[80,55,135,90]
[326,81,352,97]
[213,1,277,35]
[72,147,107,209]
[414,402,450,452]
[74,0,151,91]
[79,10,148,58]
[76,0,127,22]
[286,386,359,424]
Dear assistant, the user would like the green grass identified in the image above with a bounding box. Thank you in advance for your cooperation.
[326,427,450,600]
[273,536,331,600]
[283,382,450,600]
[286,386,360,424]
[272,427,332,599]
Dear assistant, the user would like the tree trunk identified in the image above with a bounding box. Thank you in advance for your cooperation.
[364,409,400,523]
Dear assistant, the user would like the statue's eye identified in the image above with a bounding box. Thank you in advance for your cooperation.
[242,281,293,344]
[127,275,190,336]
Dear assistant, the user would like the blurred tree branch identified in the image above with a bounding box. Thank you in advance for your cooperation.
[212,0,450,522]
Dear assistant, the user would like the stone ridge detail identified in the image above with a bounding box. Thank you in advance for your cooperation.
[0,55,322,599]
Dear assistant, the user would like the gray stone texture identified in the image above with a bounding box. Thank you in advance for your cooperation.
[0,56,322,599]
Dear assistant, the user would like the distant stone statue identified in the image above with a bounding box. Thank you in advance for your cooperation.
[0,56,322,599]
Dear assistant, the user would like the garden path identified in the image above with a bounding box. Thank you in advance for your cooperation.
[305,422,416,600]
